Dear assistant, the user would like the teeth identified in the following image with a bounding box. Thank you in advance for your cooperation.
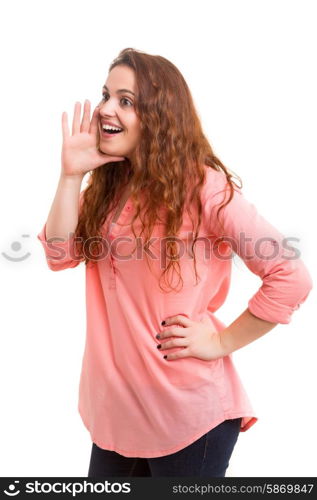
[102,124,123,132]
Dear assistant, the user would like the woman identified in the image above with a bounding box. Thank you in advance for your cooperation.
[37,48,313,477]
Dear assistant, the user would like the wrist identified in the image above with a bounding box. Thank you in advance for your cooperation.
[218,329,233,357]
[59,172,85,184]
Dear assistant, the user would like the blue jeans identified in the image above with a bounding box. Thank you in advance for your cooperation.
[87,417,242,477]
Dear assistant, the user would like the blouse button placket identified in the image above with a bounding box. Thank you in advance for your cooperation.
[109,257,117,289]
[108,232,117,290]
[107,203,132,290]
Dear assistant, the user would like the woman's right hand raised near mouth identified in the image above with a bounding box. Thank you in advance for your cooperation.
[61,100,126,178]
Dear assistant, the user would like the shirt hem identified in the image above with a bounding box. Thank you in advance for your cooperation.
[78,405,258,458]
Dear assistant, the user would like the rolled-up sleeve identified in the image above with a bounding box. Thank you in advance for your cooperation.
[204,169,313,324]
[37,190,85,272]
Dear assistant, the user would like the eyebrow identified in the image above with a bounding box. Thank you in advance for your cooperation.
[102,85,135,97]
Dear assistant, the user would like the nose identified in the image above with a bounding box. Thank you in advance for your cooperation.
[98,97,117,117]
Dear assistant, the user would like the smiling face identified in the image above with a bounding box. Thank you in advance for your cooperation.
[98,65,141,161]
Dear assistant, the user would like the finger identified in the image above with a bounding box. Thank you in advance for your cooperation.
[163,314,192,328]
[61,111,70,141]
[81,99,91,133]
[159,328,188,339]
[159,338,189,350]
[89,105,100,136]
[72,101,81,135]
[163,347,190,361]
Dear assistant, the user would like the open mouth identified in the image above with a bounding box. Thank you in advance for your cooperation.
[101,124,124,136]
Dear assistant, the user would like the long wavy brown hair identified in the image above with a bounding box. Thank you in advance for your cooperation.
[75,47,242,292]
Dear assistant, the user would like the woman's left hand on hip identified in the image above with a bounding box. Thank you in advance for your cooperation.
[156,314,227,361]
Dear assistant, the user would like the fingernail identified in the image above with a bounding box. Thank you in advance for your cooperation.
[163,355,167,359]
[161,321,166,325]
[156,344,161,349]
[156,334,160,339]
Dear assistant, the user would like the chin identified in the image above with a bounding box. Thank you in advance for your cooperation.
[99,143,119,153]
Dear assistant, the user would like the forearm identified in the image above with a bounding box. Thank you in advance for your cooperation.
[219,307,278,355]
[45,173,84,241]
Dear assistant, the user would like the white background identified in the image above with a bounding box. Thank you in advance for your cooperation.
[0,0,316,478]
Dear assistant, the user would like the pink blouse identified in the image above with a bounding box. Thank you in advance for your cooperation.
[37,166,313,458]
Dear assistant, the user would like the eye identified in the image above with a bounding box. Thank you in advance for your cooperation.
[121,97,133,107]
[101,93,133,107]
[100,92,108,103]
